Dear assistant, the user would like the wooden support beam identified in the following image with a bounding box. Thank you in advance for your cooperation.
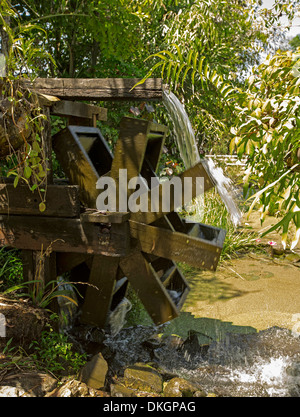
[25,78,163,101]
[0,184,80,217]
[80,210,130,224]
[51,100,107,121]
[130,161,215,225]
[110,118,150,181]
[0,215,130,256]
[120,248,179,325]
[80,255,120,327]
[128,220,226,271]
[56,252,92,275]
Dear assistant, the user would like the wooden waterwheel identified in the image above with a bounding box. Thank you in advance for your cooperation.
[0,78,226,329]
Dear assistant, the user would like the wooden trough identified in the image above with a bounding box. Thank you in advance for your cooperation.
[0,78,226,329]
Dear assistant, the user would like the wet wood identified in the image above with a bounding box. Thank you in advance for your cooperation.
[25,78,163,101]
[80,211,130,224]
[128,220,225,271]
[130,161,214,225]
[80,255,120,327]
[0,215,130,257]
[52,126,113,208]
[0,184,80,217]
[51,100,107,121]
[120,247,179,325]
[56,252,92,275]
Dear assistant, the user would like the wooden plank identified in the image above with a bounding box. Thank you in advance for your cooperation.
[0,184,80,217]
[80,210,130,224]
[51,100,107,121]
[0,215,130,256]
[110,117,150,179]
[128,220,225,271]
[80,255,120,327]
[21,250,35,282]
[120,248,179,325]
[56,252,92,275]
[110,118,152,211]
[25,78,163,101]
[52,126,113,208]
[130,161,215,225]
[184,221,226,247]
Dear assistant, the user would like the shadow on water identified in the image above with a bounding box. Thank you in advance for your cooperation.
[161,312,257,346]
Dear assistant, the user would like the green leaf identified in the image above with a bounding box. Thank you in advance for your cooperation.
[24,166,32,179]
[39,202,46,212]
[30,184,38,192]
[13,176,19,188]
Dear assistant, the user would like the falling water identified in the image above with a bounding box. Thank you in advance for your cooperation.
[162,89,200,168]
[162,89,242,227]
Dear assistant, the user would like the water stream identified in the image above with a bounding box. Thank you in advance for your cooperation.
[162,89,241,227]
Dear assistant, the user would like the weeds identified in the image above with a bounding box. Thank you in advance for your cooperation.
[188,188,258,261]
[0,247,23,291]
[3,278,80,310]
[29,321,87,376]
[1,319,87,378]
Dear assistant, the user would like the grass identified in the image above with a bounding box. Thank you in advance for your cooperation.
[186,187,258,262]
[0,247,23,292]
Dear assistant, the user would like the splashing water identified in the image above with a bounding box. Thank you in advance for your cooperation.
[162,89,241,227]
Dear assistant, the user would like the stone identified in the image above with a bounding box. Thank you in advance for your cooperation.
[286,361,300,377]
[193,390,207,397]
[0,386,26,397]
[271,243,285,256]
[123,363,163,394]
[110,383,137,397]
[79,352,108,389]
[163,377,201,397]
[0,372,57,397]
[47,379,109,397]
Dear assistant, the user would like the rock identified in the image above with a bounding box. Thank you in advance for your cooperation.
[193,390,207,397]
[123,363,163,394]
[271,243,285,256]
[110,383,137,397]
[0,386,26,397]
[79,352,108,389]
[47,378,109,397]
[0,372,57,397]
[285,252,300,263]
[163,377,202,397]
[286,361,300,377]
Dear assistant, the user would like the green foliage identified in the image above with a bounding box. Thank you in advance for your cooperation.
[29,323,87,375]
[0,247,23,291]
[125,285,153,327]
[3,277,80,310]
[192,188,258,260]
[231,49,300,249]
[289,34,300,51]
[0,1,57,212]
